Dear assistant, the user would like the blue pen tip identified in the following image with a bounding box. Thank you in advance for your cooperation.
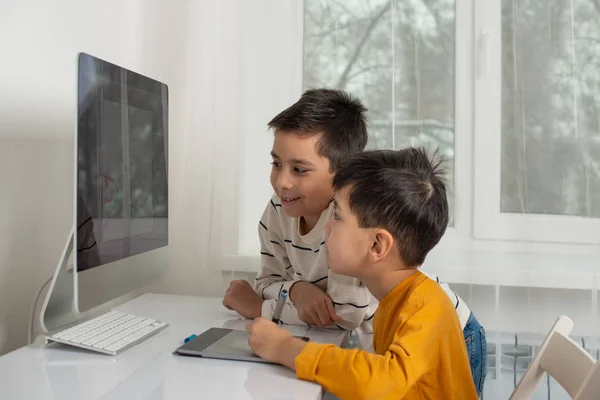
[184,334,197,343]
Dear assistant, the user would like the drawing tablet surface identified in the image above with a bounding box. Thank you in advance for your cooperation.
[174,327,276,364]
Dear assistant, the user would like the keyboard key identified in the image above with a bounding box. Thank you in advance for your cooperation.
[82,336,104,346]
[105,340,129,352]
[93,337,120,349]
[120,327,155,344]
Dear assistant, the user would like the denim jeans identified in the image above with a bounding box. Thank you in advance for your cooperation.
[463,312,487,398]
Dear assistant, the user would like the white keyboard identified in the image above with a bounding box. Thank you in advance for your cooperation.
[46,310,168,355]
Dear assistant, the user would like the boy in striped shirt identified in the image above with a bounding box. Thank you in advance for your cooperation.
[222,89,486,396]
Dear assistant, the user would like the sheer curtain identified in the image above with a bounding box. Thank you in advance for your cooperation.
[157,0,303,297]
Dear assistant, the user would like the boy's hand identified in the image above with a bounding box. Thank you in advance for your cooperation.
[246,318,306,370]
[223,280,263,319]
[290,282,341,328]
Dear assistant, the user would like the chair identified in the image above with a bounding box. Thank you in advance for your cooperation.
[510,316,599,400]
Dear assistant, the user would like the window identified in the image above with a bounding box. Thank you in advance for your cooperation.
[304,0,457,224]
[226,0,600,265]
[474,0,600,243]
[501,0,600,218]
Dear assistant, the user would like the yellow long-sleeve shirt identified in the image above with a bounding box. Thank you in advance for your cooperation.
[295,271,477,399]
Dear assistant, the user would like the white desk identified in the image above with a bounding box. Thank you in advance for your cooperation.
[0,294,349,400]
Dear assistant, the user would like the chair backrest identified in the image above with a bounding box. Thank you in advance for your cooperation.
[509,316,598,400]
[574,362,600,399]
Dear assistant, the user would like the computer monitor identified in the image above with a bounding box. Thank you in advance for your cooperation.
[75,53,169,312]
[40,53,169,331]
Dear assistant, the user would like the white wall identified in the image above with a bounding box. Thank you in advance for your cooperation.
[0,0,202,355]
[0,0,305,356]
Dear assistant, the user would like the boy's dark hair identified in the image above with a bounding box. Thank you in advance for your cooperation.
[268,88,368,171]
[333,148,449,267]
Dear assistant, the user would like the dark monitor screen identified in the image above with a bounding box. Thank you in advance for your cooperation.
[76,53,168,272]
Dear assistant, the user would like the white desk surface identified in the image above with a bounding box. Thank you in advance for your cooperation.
[0,293,350,400]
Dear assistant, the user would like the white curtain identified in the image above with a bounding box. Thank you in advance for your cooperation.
[156,0,303,297]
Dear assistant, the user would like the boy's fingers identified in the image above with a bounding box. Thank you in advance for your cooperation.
[297,311,309,326]
[309,303,324,327]
[307,312,318,327]
[304,310,318,327]
[315,303,331,327]
[325,297,341,322]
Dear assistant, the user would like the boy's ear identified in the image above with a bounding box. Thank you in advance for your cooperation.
[369,229,395,263]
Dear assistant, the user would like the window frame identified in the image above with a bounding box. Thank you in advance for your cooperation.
[472,0,600,244]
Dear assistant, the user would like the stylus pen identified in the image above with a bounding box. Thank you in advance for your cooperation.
[272,289,288,324]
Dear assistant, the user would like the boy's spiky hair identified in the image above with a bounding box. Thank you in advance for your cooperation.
[268,88,368,171]
[333,148,449,267]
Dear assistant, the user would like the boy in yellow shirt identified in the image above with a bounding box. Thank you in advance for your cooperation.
[245,148,478,399]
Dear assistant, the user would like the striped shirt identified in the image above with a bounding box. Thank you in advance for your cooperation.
[420,271,471,329]
[254,194,471,330]
[255,195,376,330]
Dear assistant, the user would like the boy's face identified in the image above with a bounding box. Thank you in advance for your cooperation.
[324,187,372,278]
[270,131,334,218]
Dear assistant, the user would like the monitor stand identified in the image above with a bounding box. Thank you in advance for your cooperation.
[39,227,81,333]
